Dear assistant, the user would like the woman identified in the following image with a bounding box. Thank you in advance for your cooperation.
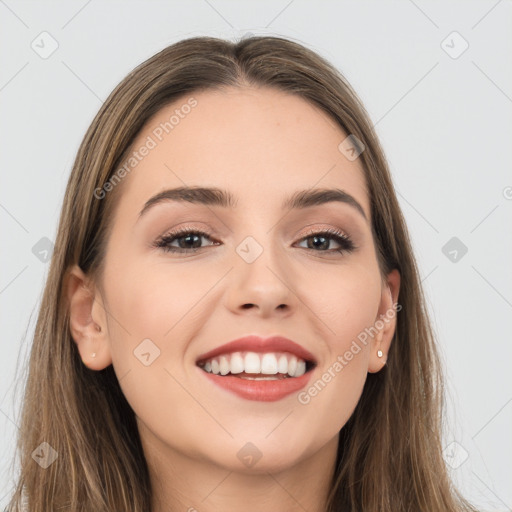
[7,35,478,511]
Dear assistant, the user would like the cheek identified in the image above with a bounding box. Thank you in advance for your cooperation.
[306,259,382,354]
[295,262,381,427]
[104,257,213,346]
[100,258,214,440]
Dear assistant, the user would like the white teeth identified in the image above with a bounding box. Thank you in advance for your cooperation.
[294,360,306,377]
[277,354,288,374]
[200,351,312,378]
[288,356,297,377]
[219,355,230,376]
[230,352,244,374]
[261,353,278,374]
[244,352,261,373]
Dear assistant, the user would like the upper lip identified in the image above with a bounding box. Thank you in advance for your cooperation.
[195,335,317,365]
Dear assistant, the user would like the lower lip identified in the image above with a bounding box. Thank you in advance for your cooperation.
[198,367,314,402]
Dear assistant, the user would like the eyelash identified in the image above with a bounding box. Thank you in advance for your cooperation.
[153,226,356,255]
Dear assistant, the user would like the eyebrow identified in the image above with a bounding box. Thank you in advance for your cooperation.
[138,186,368,221]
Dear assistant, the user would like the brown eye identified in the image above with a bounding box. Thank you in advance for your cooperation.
[296,229,355,254]
[154,229,218,253]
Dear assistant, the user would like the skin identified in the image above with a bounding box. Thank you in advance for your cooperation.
[67,86,400,512]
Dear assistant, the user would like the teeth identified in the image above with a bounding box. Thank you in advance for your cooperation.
[277,354,288,374]
[219,355,230,376]
[295,360,306,377]
[288,356,297,376]
[230,352,244,374]
[200,351,310,378]
[244,352,261,373]
[261,353,278,374]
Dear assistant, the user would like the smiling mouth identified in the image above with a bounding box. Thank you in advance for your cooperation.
[196,351,316,380]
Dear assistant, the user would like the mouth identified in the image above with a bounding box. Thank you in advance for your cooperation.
[195,335,317,401]
[197,351,316,380]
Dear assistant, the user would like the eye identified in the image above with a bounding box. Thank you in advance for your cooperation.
[154,228,219,253]
[295,228,355,254]
[153,227,356,255]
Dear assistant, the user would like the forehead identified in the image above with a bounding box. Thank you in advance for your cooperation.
[114,86,369,220]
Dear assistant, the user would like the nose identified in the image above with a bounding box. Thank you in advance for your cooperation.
[223,239,296,318]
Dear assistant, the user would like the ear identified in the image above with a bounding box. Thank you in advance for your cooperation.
[367,268,400,373]
[66,264,112,371]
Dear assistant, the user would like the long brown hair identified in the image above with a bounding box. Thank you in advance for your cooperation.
[7,35,477,512]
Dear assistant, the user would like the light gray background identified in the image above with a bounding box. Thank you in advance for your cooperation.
[1,1,511,510]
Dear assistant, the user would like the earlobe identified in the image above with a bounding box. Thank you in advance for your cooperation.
[66,264,112,370]
[368,268,401,374]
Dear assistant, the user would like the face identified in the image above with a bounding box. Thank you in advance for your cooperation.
[71,86,399,475]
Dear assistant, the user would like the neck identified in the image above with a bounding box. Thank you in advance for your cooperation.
[142,427,338,512]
